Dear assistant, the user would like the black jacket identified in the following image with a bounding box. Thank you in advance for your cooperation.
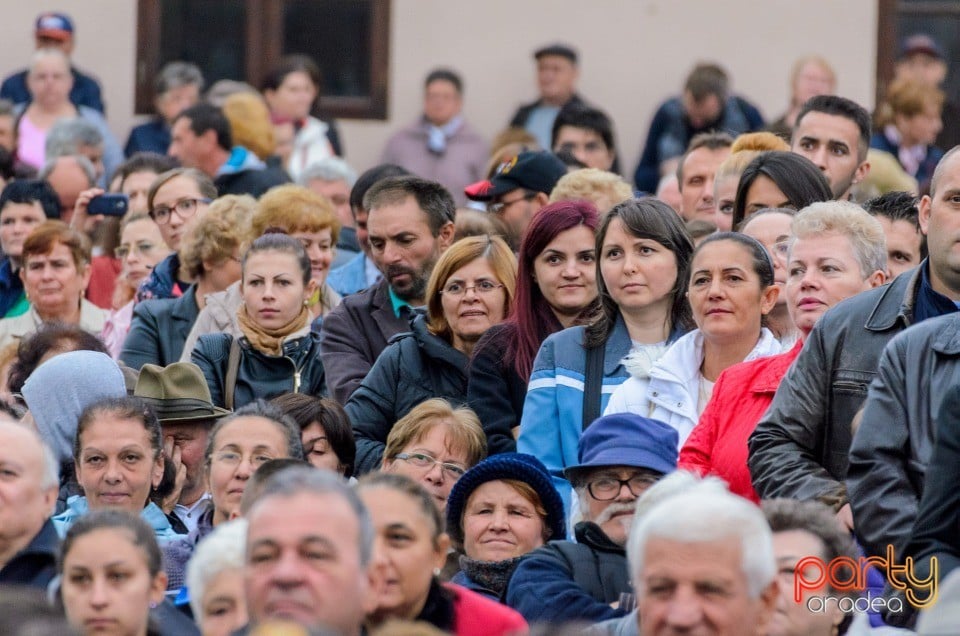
[214,165,290,198]
[467,323,526,455]
[748,267,922,507]
[320,279,413,404]
[848,313,960,559]
[0,518,59,589]
[902,382,960,605]
[121,286,200,370]
[192,331,326,409]
[505,521,629,624]
[347,315,469,474]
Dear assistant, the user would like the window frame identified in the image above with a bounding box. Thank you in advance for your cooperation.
[134,0,390,120]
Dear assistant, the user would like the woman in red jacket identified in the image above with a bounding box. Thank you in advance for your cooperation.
[357,472,528,636]
[679,201,887,501]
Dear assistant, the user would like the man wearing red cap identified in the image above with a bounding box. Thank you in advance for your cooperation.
[464,150,567,251]
[0,12,104,113]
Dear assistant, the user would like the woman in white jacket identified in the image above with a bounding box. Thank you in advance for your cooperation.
[605,232,781,444]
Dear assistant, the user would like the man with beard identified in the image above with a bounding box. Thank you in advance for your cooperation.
[320,175,455,404]
[505,414,678,625]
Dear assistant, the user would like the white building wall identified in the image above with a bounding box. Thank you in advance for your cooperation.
[0,0,878,180]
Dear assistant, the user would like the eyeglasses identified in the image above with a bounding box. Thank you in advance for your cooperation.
[488,192,537,215]
[114,242,158,260]
[587,473,659,501]
[149,197,211,225]
[212,450,275,469]
[439,279,504,297]
[772,240,790,262]
[394,452,467,479]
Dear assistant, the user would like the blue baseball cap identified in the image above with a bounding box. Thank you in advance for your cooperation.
[564,413,679,481]
[36,12,74,41]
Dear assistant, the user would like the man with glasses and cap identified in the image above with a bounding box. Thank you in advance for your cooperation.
[134,362,230,536]
[464,150,567,251]
[505,413,678,626]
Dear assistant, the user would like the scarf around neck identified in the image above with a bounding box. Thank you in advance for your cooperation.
[458,554,523,598]
[426,115,463,155]
[237,302,310,355]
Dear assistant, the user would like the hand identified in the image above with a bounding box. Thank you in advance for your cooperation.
[161,436,186,515]
[836,503,855,532]
[70,187,105,233]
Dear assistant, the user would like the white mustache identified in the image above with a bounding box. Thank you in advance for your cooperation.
[593,502,637,526]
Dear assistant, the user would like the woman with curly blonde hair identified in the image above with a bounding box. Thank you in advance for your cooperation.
[120,195,253,369]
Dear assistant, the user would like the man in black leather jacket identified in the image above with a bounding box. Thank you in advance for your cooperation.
[749,147,960,529]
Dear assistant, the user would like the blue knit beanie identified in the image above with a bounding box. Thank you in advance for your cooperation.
[445,453,565,547]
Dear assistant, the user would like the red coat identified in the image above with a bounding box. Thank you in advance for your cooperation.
[679,340,803,502]
[446,583,528,636]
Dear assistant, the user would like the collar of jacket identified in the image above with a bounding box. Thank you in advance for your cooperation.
[573,520,626,555]
[930,314,960,355]
[10,517,59,562]
[751,339,804,393]
[409,314,469,369]
[647,328,779,420]
[863,262,922,332]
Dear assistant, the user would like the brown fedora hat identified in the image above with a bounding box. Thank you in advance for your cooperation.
[134,362,231,423]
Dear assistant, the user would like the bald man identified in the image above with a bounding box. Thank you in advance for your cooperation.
[0,419,60,588]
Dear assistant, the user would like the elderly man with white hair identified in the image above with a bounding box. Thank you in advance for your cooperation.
[299,157,360,267]
[0,418,61,588]
[628,480,779,635]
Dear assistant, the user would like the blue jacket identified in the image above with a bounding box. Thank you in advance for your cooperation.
[327,251,372,297]
[0,256,25,318]
[1,66,104,113]
[137,252,187,302]
[517,316,634,508]
[52,496,183,543]
[633,95,764,193]
[870,132,944,193]
[505,521,629,625]
[125,118,170,156]
[0,518,59,589]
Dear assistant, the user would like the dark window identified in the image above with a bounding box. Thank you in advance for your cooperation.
[877,0,960,106]
[135,0,390,119]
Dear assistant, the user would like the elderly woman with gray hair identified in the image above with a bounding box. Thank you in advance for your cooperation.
[185,519,249,636]
[125,61,204,156]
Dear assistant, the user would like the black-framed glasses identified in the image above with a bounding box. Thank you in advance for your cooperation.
[488,192,537,215]
[587,474,659,501]
[394,452,467,479]
[149,197,211,225]
[439,279,505,297]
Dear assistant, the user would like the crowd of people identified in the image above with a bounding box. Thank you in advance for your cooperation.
[1,8,960,636]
